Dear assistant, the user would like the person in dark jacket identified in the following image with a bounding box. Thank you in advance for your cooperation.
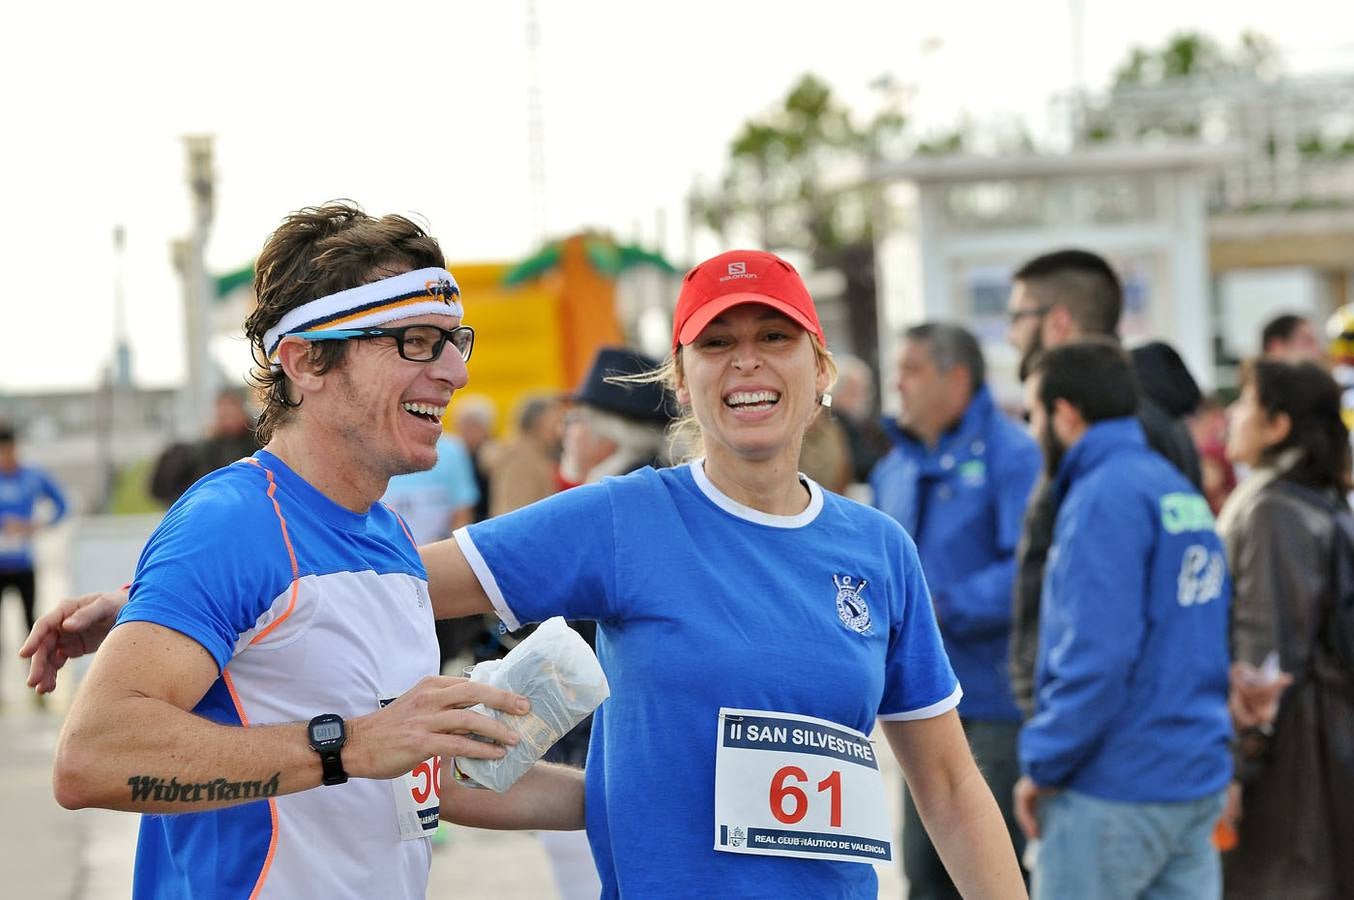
[1006,248,1202,716]
[870,323,1039,899]
[1216,360,1354,899]
[147,388,259,507]
[1014,340,1232,900]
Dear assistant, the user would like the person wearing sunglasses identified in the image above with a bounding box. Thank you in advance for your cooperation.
[32,202,584,900]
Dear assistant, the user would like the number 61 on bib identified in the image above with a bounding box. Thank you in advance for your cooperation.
[713,708,893,865]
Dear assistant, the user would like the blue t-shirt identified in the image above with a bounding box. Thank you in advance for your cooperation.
[456,461,959,900]
[381,435,480,543]
[0,463,67,570]
[116,451,439,900]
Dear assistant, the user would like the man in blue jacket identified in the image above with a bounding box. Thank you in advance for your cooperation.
[1014,340,1232,900]
[870,323,1040,898]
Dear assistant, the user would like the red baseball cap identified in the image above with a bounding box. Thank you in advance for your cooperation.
[671,249,825,351]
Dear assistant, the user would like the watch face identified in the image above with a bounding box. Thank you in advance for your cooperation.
[312,721,343,743]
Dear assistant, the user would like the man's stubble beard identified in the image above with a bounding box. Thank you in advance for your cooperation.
[333,366,435,484]
[1018,329,1045,383]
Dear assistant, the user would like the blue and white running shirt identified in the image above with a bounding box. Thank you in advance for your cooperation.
[115,450,439,900]
[457,461,959,899]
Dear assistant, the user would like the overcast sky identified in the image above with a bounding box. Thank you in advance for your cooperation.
[3,0,1349,391]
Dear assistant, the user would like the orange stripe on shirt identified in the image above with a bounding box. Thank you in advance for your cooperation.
[222,669,280,900]
[382,503,419,551]
[248,462,300,645]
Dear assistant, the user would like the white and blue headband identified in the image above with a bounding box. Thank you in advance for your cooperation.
[262,267,463,361]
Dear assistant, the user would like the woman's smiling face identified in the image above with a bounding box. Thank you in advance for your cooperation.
[675,303,828,466]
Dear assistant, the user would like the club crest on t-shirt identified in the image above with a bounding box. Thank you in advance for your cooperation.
[833,574,872,634]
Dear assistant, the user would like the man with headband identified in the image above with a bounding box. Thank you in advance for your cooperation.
[48,203,585,899]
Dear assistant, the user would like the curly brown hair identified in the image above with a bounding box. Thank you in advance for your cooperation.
[244,201,446,443]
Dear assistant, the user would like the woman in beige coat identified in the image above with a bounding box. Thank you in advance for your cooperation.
[1217,360,1354,899]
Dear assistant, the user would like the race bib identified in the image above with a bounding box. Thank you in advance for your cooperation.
[380,695,441,841]
[713,708,893,865]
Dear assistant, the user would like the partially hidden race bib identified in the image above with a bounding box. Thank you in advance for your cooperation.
[713,708,892,865]
[379,695,441,841]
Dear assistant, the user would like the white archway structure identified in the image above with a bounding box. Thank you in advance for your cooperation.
[867,143,1237,407]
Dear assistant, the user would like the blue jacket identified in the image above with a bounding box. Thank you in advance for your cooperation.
[0,464,67,571]
[1019,417,1233,803]
[870,385,1040,721]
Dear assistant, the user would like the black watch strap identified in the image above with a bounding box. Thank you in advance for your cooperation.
[317,751,347,786]
[308,714,348,786]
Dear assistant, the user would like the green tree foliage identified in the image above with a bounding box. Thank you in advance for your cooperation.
[1112,30,1278,86]
[1081,30,1281,144]
[692,74,907,377]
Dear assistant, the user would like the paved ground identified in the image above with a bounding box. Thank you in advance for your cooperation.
[1,524,907,898]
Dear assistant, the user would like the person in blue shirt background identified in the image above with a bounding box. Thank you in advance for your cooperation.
[870,322,1039,898]
[0,419,68,661]
[382,434,481,544]
[1014,340,1232,900]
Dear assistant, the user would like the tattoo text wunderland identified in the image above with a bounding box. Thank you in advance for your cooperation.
[127,773,281,804]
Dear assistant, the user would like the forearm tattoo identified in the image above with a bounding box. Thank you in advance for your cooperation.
[127,773,281,804]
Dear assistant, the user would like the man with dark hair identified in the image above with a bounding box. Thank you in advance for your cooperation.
[0,420,67,667]
[1006,247,1203,717]
[1008,248,1201,483]
[1013,340,1232,900]
[1260,312,1324,362]
[1009,249,1123,344]
[870,323,1040,897]
[42,202,583,898]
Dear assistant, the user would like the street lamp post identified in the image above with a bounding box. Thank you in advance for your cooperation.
[179,135,216,438]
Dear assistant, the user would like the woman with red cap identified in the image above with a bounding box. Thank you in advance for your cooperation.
[25,250,1024,899]
[431,249,1022,897]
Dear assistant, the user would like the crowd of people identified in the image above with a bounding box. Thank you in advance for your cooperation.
[11,200,1354,899]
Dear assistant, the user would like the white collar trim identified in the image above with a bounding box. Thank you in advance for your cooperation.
[687,459,823,528]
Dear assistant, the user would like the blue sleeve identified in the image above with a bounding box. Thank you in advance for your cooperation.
[455,481,617,631]
[933,434,1040,639]
[878,528,961,719]
[1018,484,1151,786]
[38,469,68,524]
[115,484,291,672]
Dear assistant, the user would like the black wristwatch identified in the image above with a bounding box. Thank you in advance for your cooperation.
[307,714,348,786]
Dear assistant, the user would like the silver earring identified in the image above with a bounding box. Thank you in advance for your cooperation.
[819,393,833,409]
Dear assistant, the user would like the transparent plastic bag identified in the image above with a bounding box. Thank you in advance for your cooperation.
[453,617,609,792]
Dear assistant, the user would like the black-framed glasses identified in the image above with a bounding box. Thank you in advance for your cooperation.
[287,324,474,362]
[1008,306,1051,325]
